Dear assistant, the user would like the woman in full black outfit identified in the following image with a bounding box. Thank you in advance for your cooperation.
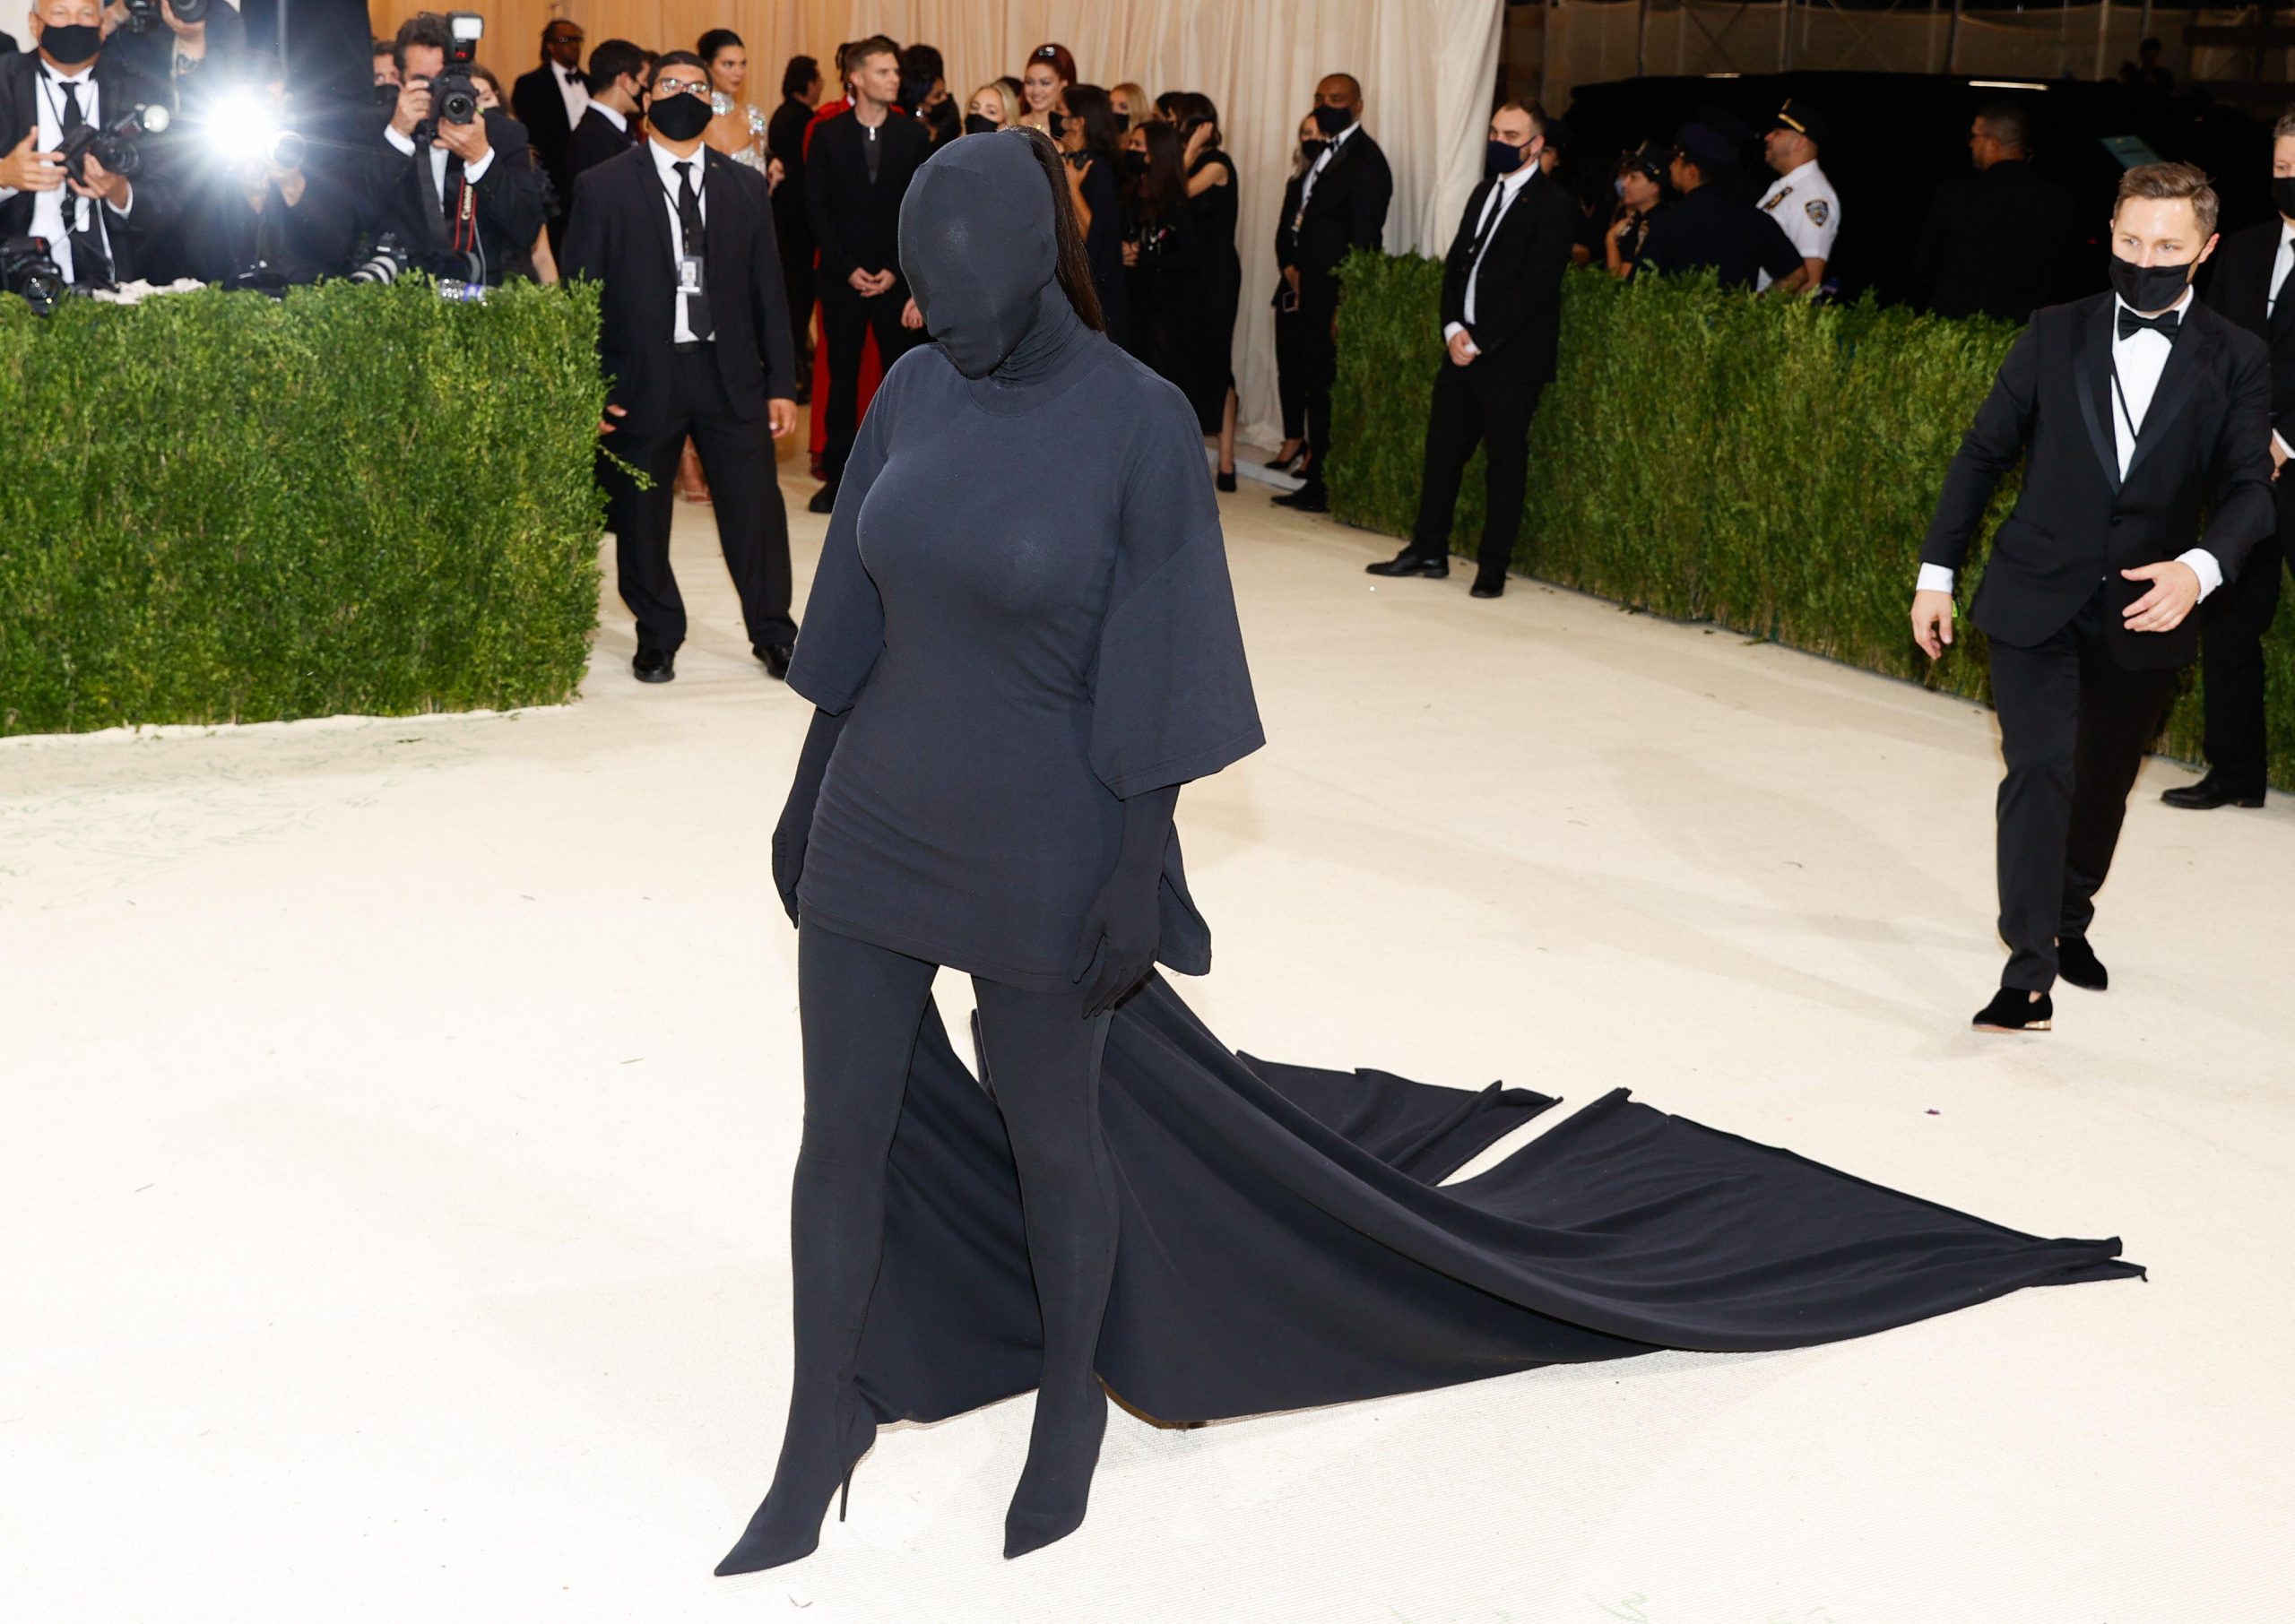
[1116,125,1199,386]
[1173,92,1242,488]
[714,127,2143,1576]
[1267,110,1322,473]
[1056,82,1130,347]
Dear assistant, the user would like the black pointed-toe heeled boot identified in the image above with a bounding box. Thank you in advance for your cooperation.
[1001,1382,1108,1560]
[714,1391,876,1576]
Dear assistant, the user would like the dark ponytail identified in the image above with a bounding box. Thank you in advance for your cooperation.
[1011,125,1105,332]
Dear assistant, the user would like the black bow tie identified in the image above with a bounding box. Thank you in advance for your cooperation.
[2118,307,2182,341]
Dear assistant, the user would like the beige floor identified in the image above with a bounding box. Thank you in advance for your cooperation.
[4,464,2292,1624]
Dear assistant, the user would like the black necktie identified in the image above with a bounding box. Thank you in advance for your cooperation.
[55,79,113,286]
[1469,184,1510,261]
[2117,306,2181,341]
[2272,249,2295,336]
[674,160,714,340]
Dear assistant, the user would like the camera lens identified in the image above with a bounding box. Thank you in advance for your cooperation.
[440,88,477,124]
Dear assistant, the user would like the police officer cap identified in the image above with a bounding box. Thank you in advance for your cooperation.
[1673,122,1736,171]
[1770,99,1833,150]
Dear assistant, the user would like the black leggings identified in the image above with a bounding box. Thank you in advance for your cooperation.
[787,920,1118,1440]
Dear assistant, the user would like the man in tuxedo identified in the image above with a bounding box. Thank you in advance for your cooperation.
[368,13,543,286]
[0,0,181,287]
[509,16,583,247]
[802,34,926,513]
[1366,101,1576,598]
[1273,71,1392,514]
[2167,114,2295,810]
[562,50,800,685]
[1914,162,2273,1032]
[564,38,644,186]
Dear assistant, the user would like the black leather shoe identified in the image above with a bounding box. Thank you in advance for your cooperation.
[808,482,838,515]
[2056,936,2108,992]
[632,647,675,684]
[1364,550,1449,578]
[756,643,793,680]
[1469,576,1505,599]
[2161,774,2265,810]
[1971,987,2052,1032]
[1215,469,1237,492]
[1272,480,1328,513]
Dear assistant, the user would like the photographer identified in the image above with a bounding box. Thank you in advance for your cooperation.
[365,12,542,286]
[0,0,182,288]
[177,53,353,288]
[100,0,246,117]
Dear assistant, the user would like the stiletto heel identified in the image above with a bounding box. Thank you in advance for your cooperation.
[713,1394,875,1576]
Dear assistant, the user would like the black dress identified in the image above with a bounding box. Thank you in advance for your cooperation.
[1075,151,1130,347]
[1175,148,1242,433]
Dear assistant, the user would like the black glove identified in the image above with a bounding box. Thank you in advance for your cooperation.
[1068,784,1181,1018]
[772,707,847,928]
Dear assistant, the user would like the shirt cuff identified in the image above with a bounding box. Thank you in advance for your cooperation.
[1916,563,1955,595]
[2274,430,2293,462]
[2177,549,2222,600]
[462,149,496,186]
[0,185,17,203]
[1442,321,1465,342]
[384,125,417,157]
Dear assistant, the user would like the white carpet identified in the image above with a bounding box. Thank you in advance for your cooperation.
[5,459,2291,1622]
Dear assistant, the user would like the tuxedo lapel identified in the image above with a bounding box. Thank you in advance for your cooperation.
[2125,310,2206,487]
[2072,296,2121,495]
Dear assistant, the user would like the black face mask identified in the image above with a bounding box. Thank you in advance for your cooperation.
[39,22,102,65]
[925,99,959,138]
[899,132,1079,379]
[1299,137,1327,165]
[1310,103,1352,138]
[1047,109,1067,140]
[2108,251,2195,315]
[1119,149,1148,179]
[647,90,712,142]
[2273,176,2295,219]
[1485,138,1530,179]
[963,112,999,136]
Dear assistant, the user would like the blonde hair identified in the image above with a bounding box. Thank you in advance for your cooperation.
[968,81,1022,129]
[1111,81,1148,121]
[2114,160,2221,238]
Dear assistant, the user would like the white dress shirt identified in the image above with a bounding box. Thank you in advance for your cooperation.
[1918,285,2220,600]
[1442,162,1537,344]
[1297,119,1356,214]
[0,62,134,284]
[2266,219,2294,459]
[650,138,709,343]
[555,65,590,130]
[382,119,498,207]
[592,101,628,134]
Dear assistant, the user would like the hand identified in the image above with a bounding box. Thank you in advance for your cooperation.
[1121,239,1139,267]
[766,398,797,439]
[1069,872,1160,1019]
[271,163,307,208]
[1446,329,1477,367]
[1182,121,1210,163]
[1910,588,1955,660]
[70,151,131,211]
[597,402,627,437]
[2273,435,2288,483]
[869,269,897,296]
[771,792,813,929]
[100,0,128,38]
[392,81,432,139]
[434,114,491,166]
[2120,560,2201,634]
[1283,264,1301,293]
[766,154,784,193]
[0,133,65,194]
[900,297,922,330]
[1066,156,1091,193]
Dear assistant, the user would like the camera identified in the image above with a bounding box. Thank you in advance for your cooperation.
[2,235,66,316]
[61,104,171,187]
[349,233,412,284]
[121,0,210,34]
[412,13,487,143]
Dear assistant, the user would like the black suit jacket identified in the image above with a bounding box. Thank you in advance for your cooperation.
[362,108,545,284]
[2203,218,2295,445]
[1283,125,1392,301]
[1439,170,1579,383]
[564,104,636,186]
[104,1,245,111]
[803,108,928,291]
[510,63,576,203]
[561,143,797,432]
[1920,292,2274,669]
[1914,160,2074,324]
[0,50,183,282]
[766,95,814,255]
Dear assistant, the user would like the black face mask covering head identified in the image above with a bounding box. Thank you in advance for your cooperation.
[900,132,1084,380]
[2108,251,2196,315]
[38,22,103,68]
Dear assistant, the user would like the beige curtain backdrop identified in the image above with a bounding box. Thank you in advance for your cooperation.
[368,0,1504,448]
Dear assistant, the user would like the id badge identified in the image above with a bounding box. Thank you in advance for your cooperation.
[678,255,704,294]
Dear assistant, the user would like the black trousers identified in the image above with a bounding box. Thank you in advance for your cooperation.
[601,348,795,653]
[1409,356,1546,583]
[778,232,816,379]
[819,284,922,485]
[2196,482,2291,797]
[779,920,1117,1475]
[1272,296,1309,442]
[1988,587,2181,992]
[1297,275,1340,479]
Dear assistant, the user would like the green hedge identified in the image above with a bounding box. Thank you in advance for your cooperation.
[1329,255,2295,790]
[0,279,606,737]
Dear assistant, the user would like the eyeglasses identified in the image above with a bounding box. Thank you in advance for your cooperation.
[655,75,708,97]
